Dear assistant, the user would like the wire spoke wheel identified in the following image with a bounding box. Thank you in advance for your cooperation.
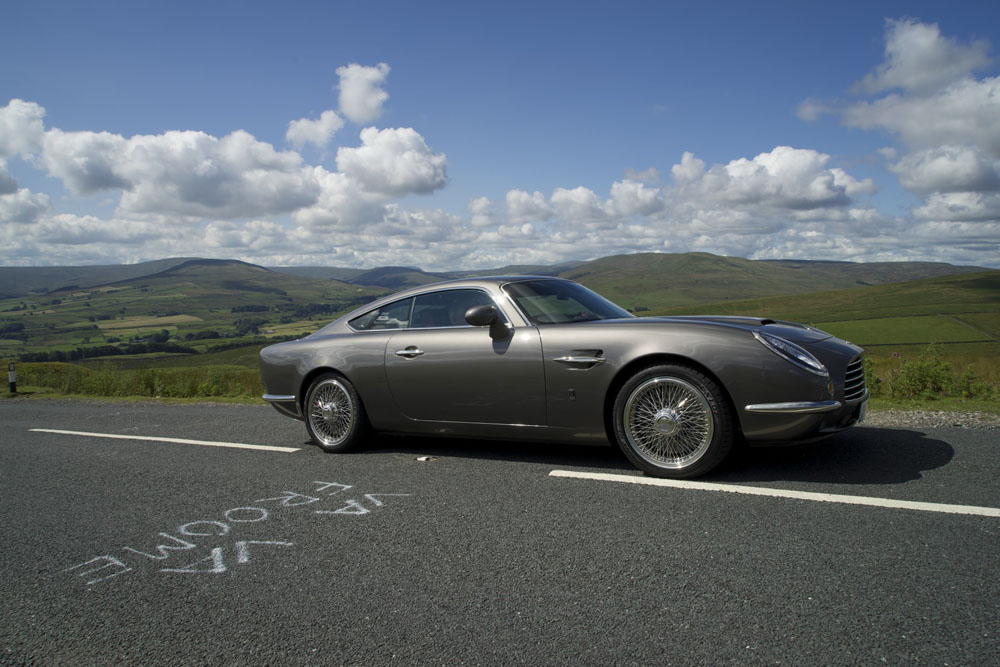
[307,378,356,449]
[622,376,715,470]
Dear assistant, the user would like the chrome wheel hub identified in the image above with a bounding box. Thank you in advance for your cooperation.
[652,408,681,436]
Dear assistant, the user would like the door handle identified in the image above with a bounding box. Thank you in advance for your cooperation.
[394,347,424,358]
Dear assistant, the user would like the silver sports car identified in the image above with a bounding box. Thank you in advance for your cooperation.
[260,276,867,478]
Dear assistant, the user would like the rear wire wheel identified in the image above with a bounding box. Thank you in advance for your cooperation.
[304,373,366,452]
[613,364,734,478]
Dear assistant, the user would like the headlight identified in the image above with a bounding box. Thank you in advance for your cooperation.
[753,330,829,377]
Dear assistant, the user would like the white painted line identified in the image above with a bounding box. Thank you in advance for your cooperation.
[30,429,299,453]
[549,470,1000,518]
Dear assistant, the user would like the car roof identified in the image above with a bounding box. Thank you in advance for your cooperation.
[371,275,566,300]
[322,275,568,330]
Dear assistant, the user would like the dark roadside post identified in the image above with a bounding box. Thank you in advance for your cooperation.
[8,361,15,393]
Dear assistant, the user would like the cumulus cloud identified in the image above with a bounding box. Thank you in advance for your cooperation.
[889,145,1000,194]
[286,110,345,149]
[41,129,130,194]
[40,128,320,218]
[820,18,1000,264]
[291,166,387,229]
[607,179,664,217]
[336,127,447,197]
[337,63,390,124]
[505,190,552,224]
[0,188,50,224]
[467,196,495,228]
[550,186,605,222]
[670,147,873,211]
[843,76,1000,153]
[0,162,17,194]
[855,19,991,95]
[0,99,45,158]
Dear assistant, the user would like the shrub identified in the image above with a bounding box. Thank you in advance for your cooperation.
[883,344,996,400]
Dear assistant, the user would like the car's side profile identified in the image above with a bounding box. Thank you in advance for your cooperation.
[260,276,867,478]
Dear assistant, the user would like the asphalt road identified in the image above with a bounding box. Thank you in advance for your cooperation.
[2,399,998,665]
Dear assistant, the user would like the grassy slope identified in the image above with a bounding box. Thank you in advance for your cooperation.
[649,271,1000,322]
[0,260,387,357]
[556,253,988,311]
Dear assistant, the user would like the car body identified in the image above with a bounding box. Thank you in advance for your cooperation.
[259,276,867,478]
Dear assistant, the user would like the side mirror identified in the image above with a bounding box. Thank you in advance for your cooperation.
[464,304,510,340]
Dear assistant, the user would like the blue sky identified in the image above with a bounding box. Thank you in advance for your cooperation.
[2,0,998,269]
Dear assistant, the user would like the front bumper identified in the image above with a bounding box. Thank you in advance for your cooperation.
[262,393,302,420]
[744,400,842,414]
[741,392,868,443]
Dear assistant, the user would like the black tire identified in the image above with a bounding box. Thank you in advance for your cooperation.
[303,373,367,452]
[612,364,734,478]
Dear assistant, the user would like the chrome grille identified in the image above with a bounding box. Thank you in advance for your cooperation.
[844,356,867,402]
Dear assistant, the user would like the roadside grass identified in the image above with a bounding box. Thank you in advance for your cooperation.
[12,361,263,399]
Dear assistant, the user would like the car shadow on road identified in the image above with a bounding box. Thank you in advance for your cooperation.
[358,434,637,472]
[709,426,954,485]
[341,425,955,486]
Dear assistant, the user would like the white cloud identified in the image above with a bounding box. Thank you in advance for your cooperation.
[41,128,320,218]
[336,127,447,197]
[856,18,991,94]
[0,188,49,224]
[550,186,605,222]
[843,76,1000,153]
[0,99,45,158]
[505,189,552,223]
[670,147,872,211]
[889,145,1000,194]
[291,166,387,229]
[622,167,661,185]
[337,63,390,124]
[795,97,832,122]
[467,196,494,228]
[0,161,17,194]
[41,129,129,194]
[286,110,345,149]
[912,192,1000,223]
[607,179,664,217]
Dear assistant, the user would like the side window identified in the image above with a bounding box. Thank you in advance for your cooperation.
[349,298,413,331]
[410,289,500,329]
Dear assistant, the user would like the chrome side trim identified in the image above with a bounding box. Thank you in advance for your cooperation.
[263,394,296,403]
[554,356,606,365]
[744,400,842,414]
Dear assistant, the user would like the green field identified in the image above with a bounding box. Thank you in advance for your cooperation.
[816,315,992,346]
[0,259,386,363]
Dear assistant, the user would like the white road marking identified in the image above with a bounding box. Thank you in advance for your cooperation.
[30,428,299,453]
[549,470,1000,518]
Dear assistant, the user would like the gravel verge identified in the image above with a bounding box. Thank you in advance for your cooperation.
[863,409,1000,430]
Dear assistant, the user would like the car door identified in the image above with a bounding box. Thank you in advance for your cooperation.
[384,288,546,425]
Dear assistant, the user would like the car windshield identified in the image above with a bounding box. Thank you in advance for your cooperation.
[503,279,634,324]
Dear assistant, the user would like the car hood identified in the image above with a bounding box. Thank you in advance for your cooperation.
[637,315,834,344]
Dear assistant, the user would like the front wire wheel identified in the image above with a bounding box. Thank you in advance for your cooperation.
[614,365,733,478]
[304,374,366,452]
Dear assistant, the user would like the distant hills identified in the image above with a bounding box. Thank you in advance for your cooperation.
[0,253,990,309]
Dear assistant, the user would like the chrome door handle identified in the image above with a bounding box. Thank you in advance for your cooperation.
[554,356,606,369]
[395,347,424,358]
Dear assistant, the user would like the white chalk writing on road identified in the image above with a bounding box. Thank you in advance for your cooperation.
[65,481,411,585]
